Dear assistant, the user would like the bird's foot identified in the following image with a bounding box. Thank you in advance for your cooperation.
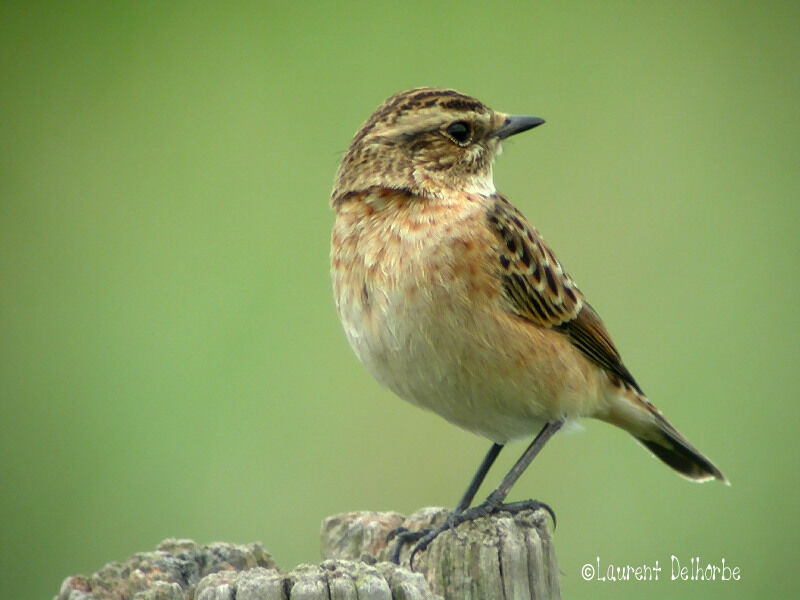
[390,497,555,568]
[463,497,557,530]
[387,526,430,564]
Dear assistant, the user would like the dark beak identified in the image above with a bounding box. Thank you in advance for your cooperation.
[494,115,545,139]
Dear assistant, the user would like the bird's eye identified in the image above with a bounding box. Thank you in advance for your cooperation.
[445,121,472,145]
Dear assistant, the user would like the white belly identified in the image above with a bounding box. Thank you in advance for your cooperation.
[344,293,550,443]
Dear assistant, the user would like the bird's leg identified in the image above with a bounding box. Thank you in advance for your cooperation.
[388,442,504,564]
[478,419,564,514]
[405,419,564,568]
[455,442,504,512]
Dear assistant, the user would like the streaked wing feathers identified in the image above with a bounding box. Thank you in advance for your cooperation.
[487,197,582,327]
[488,196,642,393]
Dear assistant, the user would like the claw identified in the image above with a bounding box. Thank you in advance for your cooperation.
[387,527,430,564]
[499,499,557,529]
[386,526,407,543]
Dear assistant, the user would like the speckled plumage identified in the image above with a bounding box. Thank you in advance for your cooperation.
[331,88,726,483]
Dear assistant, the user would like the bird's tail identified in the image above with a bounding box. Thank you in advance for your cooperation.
[601,389,728,484]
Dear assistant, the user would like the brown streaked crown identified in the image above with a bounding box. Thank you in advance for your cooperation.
[332,88,511,206]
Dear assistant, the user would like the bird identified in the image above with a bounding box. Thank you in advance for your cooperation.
[329,87,727,563]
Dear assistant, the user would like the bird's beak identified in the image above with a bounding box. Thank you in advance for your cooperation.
[493,115,545,139]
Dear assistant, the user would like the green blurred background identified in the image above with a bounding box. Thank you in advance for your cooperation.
[2,2,798,598]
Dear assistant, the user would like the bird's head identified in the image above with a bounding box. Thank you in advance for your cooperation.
[332,88,543,205]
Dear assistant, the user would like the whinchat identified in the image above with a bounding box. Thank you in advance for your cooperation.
[330,88,726,561]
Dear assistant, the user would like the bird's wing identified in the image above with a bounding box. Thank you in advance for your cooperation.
[487,196,642,393]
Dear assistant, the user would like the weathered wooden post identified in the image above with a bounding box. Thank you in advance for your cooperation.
[55,507,559,600]
[322,507,560,600]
